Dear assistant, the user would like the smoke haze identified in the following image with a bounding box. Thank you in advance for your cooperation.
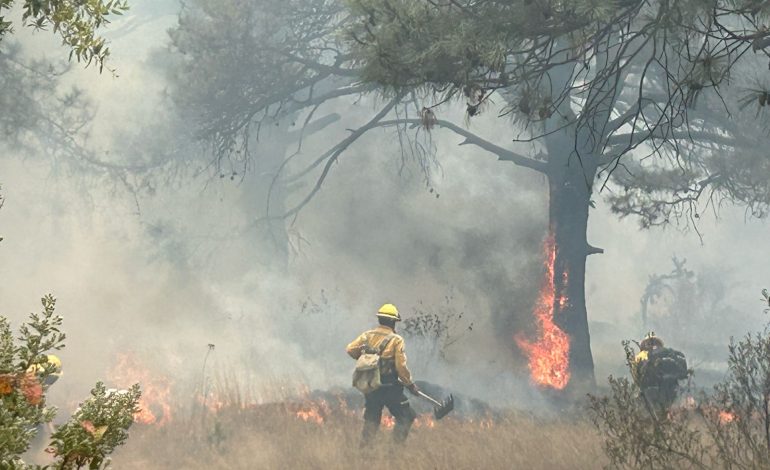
[1,0,768,426]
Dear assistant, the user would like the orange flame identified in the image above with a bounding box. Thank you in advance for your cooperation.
[414,414,436,428]
[108,353,172,426]
[294,400,331,424]
[718,410,735,424]
[382,414,395,429]
[296,408,326,424]
[516,233,571,390]
[290,396,445,430]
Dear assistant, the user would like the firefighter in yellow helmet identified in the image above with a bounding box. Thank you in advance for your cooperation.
[27,354,63,387]
[632,332,664,383]
[26,354,62,458]
[632,333,688,409]
[346,303,419,444]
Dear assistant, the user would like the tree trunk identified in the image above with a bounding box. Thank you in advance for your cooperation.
[545,136,598,391]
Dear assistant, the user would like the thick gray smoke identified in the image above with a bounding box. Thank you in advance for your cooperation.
[0,0,768,422]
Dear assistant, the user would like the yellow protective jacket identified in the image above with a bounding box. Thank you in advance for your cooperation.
[346,325,414,386]
[632,350,649,383]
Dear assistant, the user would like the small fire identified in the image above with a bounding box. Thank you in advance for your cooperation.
[296,408,325,424]
[516,233,571,390]
[382,415,395,429]
[290,397,452,430]
[414,415,436,428]
[294,400,331,424]
[108,353,172,426]
[718,410,735,424]
[198,391,227,414]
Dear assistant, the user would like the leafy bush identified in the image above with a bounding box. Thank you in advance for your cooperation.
[0,295,140,469]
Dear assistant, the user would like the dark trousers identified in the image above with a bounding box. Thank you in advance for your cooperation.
[362,385,417,444]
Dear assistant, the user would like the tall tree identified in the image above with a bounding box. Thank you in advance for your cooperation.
[163,0,770,390]
[309,0,770,389]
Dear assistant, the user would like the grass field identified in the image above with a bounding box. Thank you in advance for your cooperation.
[109,403,606,469]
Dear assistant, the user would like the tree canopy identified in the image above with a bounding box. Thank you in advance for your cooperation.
[163,0,770,387]
[0,0,128,70]
[340,0,770,386]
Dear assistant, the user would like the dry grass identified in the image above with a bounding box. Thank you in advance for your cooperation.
[109,405,606,469]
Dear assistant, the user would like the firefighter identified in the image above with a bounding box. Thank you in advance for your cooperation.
[346,303,419,444]
[634,333,665,364]
[26,354,63,462]
[27,354,63,386]
[632,333,688,409]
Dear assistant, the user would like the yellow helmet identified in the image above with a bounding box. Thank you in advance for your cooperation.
[640,332,664,351]
[376,303,401,322]
[27,354,62,376]
[46,355,62,373]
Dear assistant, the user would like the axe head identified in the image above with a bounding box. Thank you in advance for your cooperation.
[433,393,454,420]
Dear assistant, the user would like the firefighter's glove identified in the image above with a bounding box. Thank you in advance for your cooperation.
[407,383,420,396]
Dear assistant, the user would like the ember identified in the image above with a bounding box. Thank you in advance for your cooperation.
[516,233,571,390]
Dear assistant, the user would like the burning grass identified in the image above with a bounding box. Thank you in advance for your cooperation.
[110,403,604,469]
[99,361,602,468]
[90,347,603,468]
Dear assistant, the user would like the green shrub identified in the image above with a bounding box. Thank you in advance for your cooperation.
[0,295,140,469]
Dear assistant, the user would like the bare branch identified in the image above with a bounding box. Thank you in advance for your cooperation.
[286,113,341,142]
[273,95,404,220]
[376,118,548,174]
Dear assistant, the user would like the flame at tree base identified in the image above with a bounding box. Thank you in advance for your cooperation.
[516,233,571,390]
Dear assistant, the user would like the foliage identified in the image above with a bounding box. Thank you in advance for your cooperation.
[345,0,739,110]
[401,294,473,359]
[0,0,128,71]
[48,382,141,469]
[0,43,145,185]
[705,330,770,467]
[590,289,770,469]
[341,0,770,227]
[0,296,64,462]
[0,45,85,144]
[167,0,353,170]
[588,374,707,469]
[0,296,140,469]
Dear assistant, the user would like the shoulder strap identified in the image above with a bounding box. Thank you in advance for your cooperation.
[378,333,397,354]
[362,332,373,353]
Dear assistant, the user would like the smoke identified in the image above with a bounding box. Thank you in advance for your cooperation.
[1,0,768,426]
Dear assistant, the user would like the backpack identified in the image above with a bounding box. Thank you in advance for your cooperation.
[641,347,688,386]
[352,333,395,394]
